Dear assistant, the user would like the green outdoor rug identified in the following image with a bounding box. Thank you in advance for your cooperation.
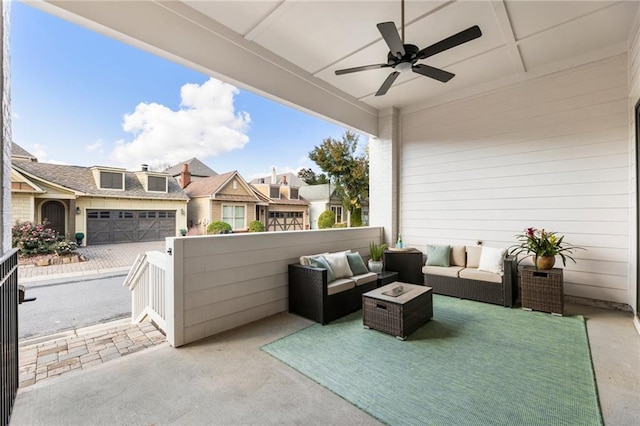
[261,295,602,425]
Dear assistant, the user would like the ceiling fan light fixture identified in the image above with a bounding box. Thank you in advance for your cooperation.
[395,62,412,73]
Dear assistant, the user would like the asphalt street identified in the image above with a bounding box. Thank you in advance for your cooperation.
[18,272,131,340]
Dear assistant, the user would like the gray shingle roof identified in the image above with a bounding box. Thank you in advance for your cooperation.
[249,172,306,187]
[11,142,37,160]
[165,158,217,178]
[13,162,188,200]
[298,184,337,201]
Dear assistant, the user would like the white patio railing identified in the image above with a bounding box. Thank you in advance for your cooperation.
[123,250,169,338]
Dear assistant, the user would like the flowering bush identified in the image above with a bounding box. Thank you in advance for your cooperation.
[509,227,584,266]
[54,240,78,255]
[12,220,77,257]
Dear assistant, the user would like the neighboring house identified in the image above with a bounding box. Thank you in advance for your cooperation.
[249,169,306,188]
[251,168,309,231]
[165,157,217,187]
[182,167,261,233]
[299,184,345,229]
[10,143,189,245]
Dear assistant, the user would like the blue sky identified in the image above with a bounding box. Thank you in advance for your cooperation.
[10,2,359,180]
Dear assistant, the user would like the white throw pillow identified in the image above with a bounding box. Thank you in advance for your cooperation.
[324,252,354,279]
[477,246,507,275]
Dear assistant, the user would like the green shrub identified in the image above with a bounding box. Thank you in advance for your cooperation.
[54,240,78,255]
[248,220,265,232]
[207,221,232,234]
[318,210,335,229]
[332,223,347,228]
[350,209,362,227]
[12,220,80,257]
[12,220,59,256]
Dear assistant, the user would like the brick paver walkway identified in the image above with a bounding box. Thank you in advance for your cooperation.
[18,241,166,281]
[19,318,167,388]
[17,241,169,387]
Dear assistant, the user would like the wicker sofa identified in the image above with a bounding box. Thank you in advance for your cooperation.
[422,245,517,307]
[288,251,378,325]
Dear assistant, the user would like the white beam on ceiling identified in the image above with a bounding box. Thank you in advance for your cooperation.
[492,1,526,74]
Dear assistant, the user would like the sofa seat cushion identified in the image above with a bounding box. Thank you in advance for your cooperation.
[422,265,464,278]
[459,268,502,284]
[327,278,356,296]
[352,272,377,286]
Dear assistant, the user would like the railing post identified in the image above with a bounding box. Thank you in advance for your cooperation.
[0,249,19,426]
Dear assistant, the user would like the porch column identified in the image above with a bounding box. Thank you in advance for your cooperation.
[369,107,400,246]
[68,199,77,238]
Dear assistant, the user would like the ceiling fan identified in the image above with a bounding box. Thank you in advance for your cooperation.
[334,0,482,96]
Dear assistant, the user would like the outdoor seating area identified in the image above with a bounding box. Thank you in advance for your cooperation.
[288,250,378,324]
[423,245,518,307]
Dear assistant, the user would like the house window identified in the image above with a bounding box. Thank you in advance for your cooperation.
[223,205,246,230]
[331,205,343,223]
[269,186,280,199]
[100,171,124,190]
[232,180,238,190]
[290,188,299,199]
[148,176,167,192]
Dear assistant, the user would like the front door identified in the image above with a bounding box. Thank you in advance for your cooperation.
[42,201,65,236]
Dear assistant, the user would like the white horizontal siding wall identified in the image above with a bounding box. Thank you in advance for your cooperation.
[166,227,382,346]
[401,54,631,305]
[628,10,640,315]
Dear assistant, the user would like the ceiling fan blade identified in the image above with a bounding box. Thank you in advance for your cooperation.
[375,71,400,96]
[412,64,455,82]
[377,22,405,58]
[335,63,390,75]
[416,25,482,60]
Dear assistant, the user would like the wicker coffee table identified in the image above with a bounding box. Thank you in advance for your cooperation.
[362,282,433,340]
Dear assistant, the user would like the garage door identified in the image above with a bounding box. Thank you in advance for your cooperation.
[267,211,304,232]
[87,210,176,245]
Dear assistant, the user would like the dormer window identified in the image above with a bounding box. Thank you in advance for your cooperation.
[100,171,124,190]
[290,187,299,200]
[269,185,280,199]
[148,175,167,192]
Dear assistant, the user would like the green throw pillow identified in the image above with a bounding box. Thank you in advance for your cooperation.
[309,256,336,282]
[346,252,368,275]
[426,245,451,267]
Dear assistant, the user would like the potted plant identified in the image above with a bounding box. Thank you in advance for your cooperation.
[179,228,187,236]
[368,241,388,273]
[74,232,84,246]
[509,227,585,270]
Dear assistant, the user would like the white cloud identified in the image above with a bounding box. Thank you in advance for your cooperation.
[109,78,250,170]
[29,144,68,165]
[86,139,104,156]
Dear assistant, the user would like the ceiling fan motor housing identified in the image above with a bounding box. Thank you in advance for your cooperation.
[387,44,419,65]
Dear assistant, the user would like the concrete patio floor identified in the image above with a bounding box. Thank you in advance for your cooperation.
[9,301,640,425]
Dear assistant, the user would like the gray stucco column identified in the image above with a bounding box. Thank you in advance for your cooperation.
[369,107,399,246]
[1,1,11,253]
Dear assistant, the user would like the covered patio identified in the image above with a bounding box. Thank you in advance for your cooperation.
[9,300,640,425]
[3,0,640,424]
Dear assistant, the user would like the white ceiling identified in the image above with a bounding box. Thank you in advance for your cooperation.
[30,1,639,135]
[183,0,637,111]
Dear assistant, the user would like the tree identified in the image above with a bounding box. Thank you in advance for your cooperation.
[309,131,368,225]
[297,168,328,185]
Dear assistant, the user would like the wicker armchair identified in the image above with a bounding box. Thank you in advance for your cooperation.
[288,263,377,325]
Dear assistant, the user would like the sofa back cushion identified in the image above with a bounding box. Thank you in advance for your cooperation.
[466,246,482,268]
[308,256,336,282]
[450,246,466,267]
[425,245,451,267]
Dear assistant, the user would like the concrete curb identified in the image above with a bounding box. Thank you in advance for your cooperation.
[19,317,132,347]
[20,267,131,287]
